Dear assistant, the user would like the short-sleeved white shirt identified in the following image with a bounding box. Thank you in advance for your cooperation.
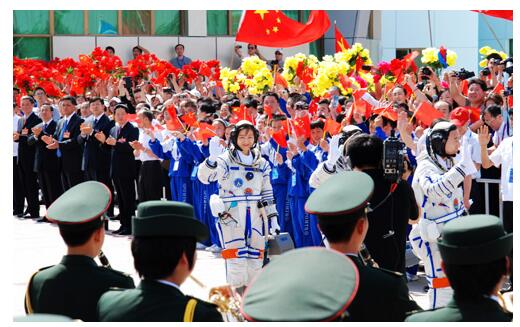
[489,137,513,201]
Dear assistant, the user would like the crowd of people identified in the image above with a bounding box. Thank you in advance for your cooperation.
[14,41,513,322]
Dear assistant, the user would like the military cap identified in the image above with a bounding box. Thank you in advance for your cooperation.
[438,214,513,265]
[14,314,76,322]
[132,200,208,241]
[241,247,359,321]
[305,171,374,216]
[46,181,111,230]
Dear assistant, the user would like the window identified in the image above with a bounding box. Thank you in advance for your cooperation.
[88,10,118,35]
[122,10,151,35]
[154,10,181,35]
[54,10,84,35]
[231,10,242,35]
[283,10,300,22]
[14,10,49,34]
[14,37,50,60]
[207,10,228,36]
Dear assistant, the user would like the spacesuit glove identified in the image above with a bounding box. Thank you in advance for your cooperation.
[325,134,342,168]
[269,217,281,235]
[208,136,224,162]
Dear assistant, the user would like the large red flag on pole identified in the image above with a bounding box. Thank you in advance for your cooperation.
[334,22,350,53]
[472,10,513,21]
[235,10,330,48]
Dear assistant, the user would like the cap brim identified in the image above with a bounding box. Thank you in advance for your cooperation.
[438,233,513,265]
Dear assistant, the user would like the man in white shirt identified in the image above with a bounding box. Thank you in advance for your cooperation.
[13,102,24,216]
[131,110,163,202]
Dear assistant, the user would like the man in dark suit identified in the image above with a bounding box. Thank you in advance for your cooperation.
[101,104,139,235]
[306,171,421,322]
[78,98,115,216]
[97,201,222,322]
[13,96,42,218]
[24,181,135,322]
[27,104,63,214]
[42,96,84,191]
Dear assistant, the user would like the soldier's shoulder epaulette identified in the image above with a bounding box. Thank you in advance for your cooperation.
[38,265,54,272]
[186,295,218,310]
[99,267,132,279]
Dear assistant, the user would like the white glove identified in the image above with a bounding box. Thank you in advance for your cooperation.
[269,216,281,235]
[209,194,226,217]
[458,140,477,176]
[208,136,224,162]
[325,135,342,168]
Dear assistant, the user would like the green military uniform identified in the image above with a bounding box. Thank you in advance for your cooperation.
[406,215,513,322]
[24,181,135,322]
[305,171,421,322]
[241,247,360,321]
[97,201,223,322]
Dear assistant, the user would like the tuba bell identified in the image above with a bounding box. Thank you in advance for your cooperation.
[189,275,245,322]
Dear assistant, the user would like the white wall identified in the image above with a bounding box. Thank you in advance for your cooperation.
[53,36,96,59]
[379,10,479,73]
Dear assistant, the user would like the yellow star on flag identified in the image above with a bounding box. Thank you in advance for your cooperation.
[254,10,270,20]
[276,17,281,24]
[273,26,279,33]
[337,39,348,52]
[266,28,271,35]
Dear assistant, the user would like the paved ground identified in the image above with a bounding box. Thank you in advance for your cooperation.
[13,205,429,318]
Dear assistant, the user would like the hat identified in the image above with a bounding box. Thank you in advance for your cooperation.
[450,107,470,127]
[241,247,359,321]
[438,215,513,265]
[109,97,121,104]
[188,89,201,98]
[275,49,283,55]
[341,125,362,134]
[14,314,76,322]
[305,171,374,216]
[132,201,208,241]
[46,181,111,230]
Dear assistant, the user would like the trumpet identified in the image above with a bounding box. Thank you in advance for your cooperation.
[189,275,245,322]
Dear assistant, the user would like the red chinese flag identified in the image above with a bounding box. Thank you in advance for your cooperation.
[308,99,319,116]
[324,118,342,136]
[373,103,397,121]
[231,105,254,124]
[264,104,273,120]
[165,104,185,131]
[461,79,469,96]
[236,10,330,48]
[166,104,178,120]
[335,22,350,53]
[274,72,289,88]
[271,129,288,148]
[466,106,482,123]
[508,95,513,108]
[339,74,352,90]
[180,112,198,127]
[492,83,505,95]
[353,89,373,119]
[414,102,444,126]
[472,10,513,21]
[291,115,311,138]
[194,122,216,141]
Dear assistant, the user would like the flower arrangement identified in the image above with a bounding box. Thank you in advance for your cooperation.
[220,56,273,95]
[421,46,457,70]
[308,56,352,97]
[282,53,319,87]
[219,67,247,94]
[479,46,507,68]
[333,43,372,74]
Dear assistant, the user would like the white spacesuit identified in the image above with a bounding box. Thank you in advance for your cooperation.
[308,125,361,189]
[410,121,477,309]
[197,121,279,288]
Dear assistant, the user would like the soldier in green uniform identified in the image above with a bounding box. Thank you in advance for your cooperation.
[305,171,421,322]
[97,201,223,322]
[24,181,135,322]
[406,214,513,322]
[241,247,360,321]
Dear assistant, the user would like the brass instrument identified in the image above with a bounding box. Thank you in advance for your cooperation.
[189,275,245,322]
[498,291,513,314]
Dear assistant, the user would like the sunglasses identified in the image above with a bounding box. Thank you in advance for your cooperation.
[248,47,256,50]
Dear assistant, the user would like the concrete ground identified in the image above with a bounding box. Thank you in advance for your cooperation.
[13,205,429,318]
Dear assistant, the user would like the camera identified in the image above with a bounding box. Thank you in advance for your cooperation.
[453,68,475,80]
[421,66,432,76]
[482,67,491,76]
[415,81,427,91]
[383,131,406,183]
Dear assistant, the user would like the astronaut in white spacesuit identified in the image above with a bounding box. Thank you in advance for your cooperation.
[409,121,478,309]
[308,125,362,189]
[197,120,280,290]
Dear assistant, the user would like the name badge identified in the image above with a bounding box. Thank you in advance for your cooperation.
[63,131,70,139]
[173,160,180,171]
[272,167,279,180]
[291,174,296,187]
[509,168,513,183]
